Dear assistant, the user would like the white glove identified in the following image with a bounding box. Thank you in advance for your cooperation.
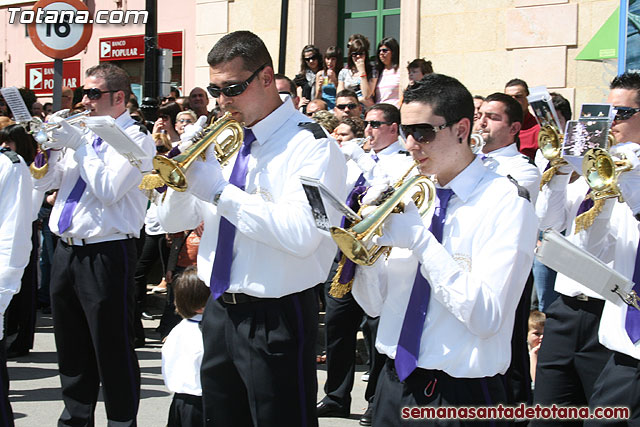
[49,109,70,120]
[341,140,365,161]
[611,142,640,214]
[556,162,574,175]
[48,116,84,150]
[179,115,208,151]
[372,201,429,250]
[184,154,228,203]
[361,179,393,206]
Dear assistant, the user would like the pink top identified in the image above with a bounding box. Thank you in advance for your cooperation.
[375,68,401,107]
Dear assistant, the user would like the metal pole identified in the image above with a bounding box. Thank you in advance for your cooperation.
[143,0,158,100]
[52,58,63,111]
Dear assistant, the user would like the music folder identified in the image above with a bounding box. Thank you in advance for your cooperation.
[84,116,151,167]
[536,229,634,304]
[300,176,360,236]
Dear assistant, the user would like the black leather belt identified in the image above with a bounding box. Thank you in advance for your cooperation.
[221,292,267,305]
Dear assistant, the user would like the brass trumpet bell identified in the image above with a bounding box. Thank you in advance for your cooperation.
[330,165,435,266]
[140,112,244,192]
[538,125,563,160]
[582,147,632,201]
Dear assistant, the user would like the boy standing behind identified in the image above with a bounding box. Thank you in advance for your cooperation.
[162,266,210,427]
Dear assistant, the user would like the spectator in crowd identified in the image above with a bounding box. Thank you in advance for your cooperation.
[339,37,376,106]
[407,58,433,84]
[312,110,340,133]
[505,78,539,159]
[373,37,401,107]
[43,102,53,117]
[295,45,323,113]
[153,101,182,145]
[275,73,300,109]
[60,87,74,111]
[332,116,365,145]
[162,266,209,427]
[189,87,210,118]
[528,310,545,384]
[31,102,44,119]
[316,46,343,110]
[334,89,363,121]
[175,110,197,136]
[306,99,327,116]
[473,95,484,122]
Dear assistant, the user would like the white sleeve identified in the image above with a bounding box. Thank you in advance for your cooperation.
[156,188,205,233]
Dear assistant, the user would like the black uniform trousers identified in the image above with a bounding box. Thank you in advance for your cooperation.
[168,393,203,427]
[373,358,509,427]
[6,222,38,353]
[585,351,640,426]
[322,281,384,411]
[531,295,611,426]
[201,287,318,427]
[51,239,140,426]
[0,338,14,427]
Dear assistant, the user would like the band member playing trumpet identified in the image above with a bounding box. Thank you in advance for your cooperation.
[31,63,154,426]
[350,74,537,426]
[156,31,347,427]
[534,72,640,424]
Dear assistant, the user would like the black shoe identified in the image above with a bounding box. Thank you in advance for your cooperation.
[141,312,153,321]
[359,404,373,426]
[316,400,349,418]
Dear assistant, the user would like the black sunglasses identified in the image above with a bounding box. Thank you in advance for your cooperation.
[364,120,392,129]
[351,52,366,58]
[304,56,318,62]
[335,103,358,110]
[400,122,455,144]
[83,88,118,100]
[378,48,390,54]
[614,106,640,121]
[207,63,267,98]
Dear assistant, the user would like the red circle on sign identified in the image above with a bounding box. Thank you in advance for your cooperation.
[27,0,93,59]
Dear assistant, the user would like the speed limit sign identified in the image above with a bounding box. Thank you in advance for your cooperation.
[27,0,93,59]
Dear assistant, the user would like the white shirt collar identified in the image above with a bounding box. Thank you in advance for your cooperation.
[442,156,487,203]
[249,97,295,146]
[484,143,519,158]
[371,140,402,158]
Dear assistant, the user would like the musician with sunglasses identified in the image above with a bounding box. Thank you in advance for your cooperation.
[533,72,640,424]
[156,31,346,427]
[350,74,537,426]
[31,63,155,426]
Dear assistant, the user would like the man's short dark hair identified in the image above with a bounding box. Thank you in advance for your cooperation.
[157,101,182,127]
[85,63,132,102]
[274,73,296,96]
[207,30,273,73]
[336,89,358,101]
[340,117,365,138]
[505,78,529,95]
[403,74,474,129]
[484,92,523,125]
[610,72,640,106]
[550,92,572,123]
[366,103,400,126]
[174,266,210,319]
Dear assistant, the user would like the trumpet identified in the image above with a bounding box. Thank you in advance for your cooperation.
[29,110,91,179]
[330,162,436,266]
[581,146,632,202]
[139,111,243,192]
[538,125,566,189]
[470,131,485,155]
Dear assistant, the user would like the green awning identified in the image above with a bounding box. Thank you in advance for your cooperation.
[576,7,619,60]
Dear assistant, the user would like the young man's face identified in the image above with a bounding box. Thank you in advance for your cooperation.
[473,100,520,153]
[608,88,640,144]
[82,75,124,118]
[333,123,355,144]
[334,96,361,120]
[504,84,529,115]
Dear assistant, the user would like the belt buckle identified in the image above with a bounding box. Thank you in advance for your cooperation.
[65,237,74,246]
[576,293,589,302]
[223,293,238,305]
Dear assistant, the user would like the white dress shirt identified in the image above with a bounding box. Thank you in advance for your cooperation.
[157,98,347,298]
[482,143,541,204]
[0,152,32,338]
[345,140,414,189]
[144,203,166,236]
[162,314,203,396]
[33,111,155,240]
[352,157,538,378]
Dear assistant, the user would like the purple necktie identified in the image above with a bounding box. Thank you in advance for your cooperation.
[624,238,640,343]
[209,129,256,299]
[57,136,102,233]
[395,187,454,381]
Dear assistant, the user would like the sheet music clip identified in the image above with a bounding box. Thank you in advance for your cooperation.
[611,286,640,311]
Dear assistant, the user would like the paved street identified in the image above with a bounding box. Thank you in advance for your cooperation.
[8,308,369,426]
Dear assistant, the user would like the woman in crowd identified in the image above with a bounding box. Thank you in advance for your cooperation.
[315,46,343,110]
[296,45,323,113]
[373,37,401,107]
[174,110,197,136]
[338,37,376,107]
[153,101,182,147]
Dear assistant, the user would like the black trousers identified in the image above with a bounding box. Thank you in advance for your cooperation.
[373,358,508,427]
[532,295,611,426]
[201,287,318,427]
[0,338,14,427]
[51,239,140,426]
[6,222,38,353]
[168,393,203,427]
[584,351,640,426]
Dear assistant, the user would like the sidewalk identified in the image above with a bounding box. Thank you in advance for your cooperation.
[8,309,369,426]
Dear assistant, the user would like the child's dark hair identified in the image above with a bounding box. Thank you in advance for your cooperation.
[174,266,210,318]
